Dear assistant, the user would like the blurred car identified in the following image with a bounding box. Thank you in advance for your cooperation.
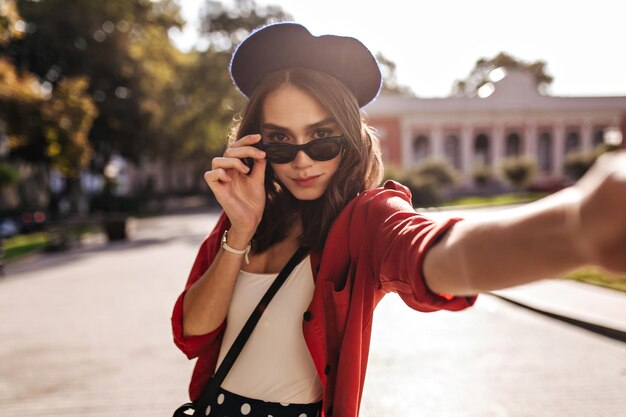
[0,218,20,238]
[19,210,47,233]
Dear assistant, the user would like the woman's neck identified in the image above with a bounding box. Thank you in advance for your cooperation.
[243,216,303,274]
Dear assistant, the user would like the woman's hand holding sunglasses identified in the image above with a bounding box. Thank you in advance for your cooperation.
[204,134,267,237]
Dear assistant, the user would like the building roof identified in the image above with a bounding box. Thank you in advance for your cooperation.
[364,70,626,116]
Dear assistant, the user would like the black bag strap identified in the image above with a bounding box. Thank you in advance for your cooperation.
[195,246,309,411]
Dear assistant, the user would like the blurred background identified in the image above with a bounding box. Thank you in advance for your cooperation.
[1,1,625,416]
[1,0,625,250]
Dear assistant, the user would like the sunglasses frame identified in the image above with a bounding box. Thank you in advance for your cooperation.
[255,136,346,164]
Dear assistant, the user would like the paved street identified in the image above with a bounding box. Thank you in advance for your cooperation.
[1,209,625,417]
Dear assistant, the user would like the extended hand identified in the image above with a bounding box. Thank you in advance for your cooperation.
[572,150,626,273]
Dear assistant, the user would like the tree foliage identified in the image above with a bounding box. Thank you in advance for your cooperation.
[161,0,290,184]
[40,76,98,177]
[0,0,23,45]
[2,0,290,197]
[451,52,554,97]
[376,52,414,96]
[0,2,98,175]
[4,0,184,166]
[200,0,291,51]
[0,162,19,187]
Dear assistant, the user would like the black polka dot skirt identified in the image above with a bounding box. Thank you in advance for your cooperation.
[203,387,322,417]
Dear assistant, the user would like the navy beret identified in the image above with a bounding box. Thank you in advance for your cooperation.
[230,22,382,108]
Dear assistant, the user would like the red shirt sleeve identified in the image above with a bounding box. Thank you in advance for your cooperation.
[356,181,477,312]
[171,212,230,359]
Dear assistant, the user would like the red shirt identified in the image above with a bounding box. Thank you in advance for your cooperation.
[171,181,476,417]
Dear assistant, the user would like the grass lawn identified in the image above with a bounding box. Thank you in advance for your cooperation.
[564,266,626,293]
[441,192,549,208]
[3,232,48,261]
[2,224,102,262]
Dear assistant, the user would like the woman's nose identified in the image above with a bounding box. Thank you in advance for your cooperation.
[292,149,314,168]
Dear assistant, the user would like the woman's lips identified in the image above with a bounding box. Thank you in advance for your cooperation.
[293,175,321,187]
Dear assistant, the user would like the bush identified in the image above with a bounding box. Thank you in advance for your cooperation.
[564,151,597,181]
[412,159,458,186]
[472,164,492,187]
[0,163,20,187]
[384,160,458,207]
[501,157,537,189]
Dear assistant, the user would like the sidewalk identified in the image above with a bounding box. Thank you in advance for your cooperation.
[491,278,626,337]
[1,211,625,417]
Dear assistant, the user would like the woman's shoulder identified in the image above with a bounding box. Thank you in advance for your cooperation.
[333,180,415,228]
[352,180,413,209]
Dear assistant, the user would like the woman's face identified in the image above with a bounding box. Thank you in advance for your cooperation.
[260,85,342,201]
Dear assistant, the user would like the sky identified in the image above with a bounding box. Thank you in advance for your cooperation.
[169,0,626,98]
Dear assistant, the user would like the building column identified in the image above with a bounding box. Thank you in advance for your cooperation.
[492,124,505,178]
[431,125,444,161]
[461,125,473,185]
[400,118,412,168]
[553,123,565,178]
[525,123,538,159]
[581,121,593,152]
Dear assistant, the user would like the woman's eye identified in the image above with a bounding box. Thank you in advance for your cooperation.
[313,129,332,139]
[267,132,288,142]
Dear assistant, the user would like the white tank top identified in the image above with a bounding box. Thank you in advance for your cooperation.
[216,255,323,403]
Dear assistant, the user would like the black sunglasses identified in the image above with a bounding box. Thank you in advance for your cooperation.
[256,136,346,164]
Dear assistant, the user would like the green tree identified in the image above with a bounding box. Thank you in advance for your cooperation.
[0,0,23,45]
[451,52,553,97]
[1,2,99,214]
[164,0,290,191]
[4,0,290,199]
[376,52,414,95]
[0,162,19,187]
[200,0,291,51]
[6,0,184,166]
[41,76,98,177]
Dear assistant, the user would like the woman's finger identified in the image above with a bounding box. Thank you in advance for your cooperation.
[211,157,251,175]
[230,133,262,148]
[250,156,267,181]
[223,146,266,160]
[204,168,231,185]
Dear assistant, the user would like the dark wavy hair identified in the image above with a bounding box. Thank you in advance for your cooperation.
[229,68,383,252]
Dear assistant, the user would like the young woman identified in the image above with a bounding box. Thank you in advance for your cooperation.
[172,23,626,417]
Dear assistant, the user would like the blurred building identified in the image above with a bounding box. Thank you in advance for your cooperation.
[365,69,626,187]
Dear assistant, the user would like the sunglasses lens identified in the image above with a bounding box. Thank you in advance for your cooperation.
[308,140,342,160]
[266,144,295,163]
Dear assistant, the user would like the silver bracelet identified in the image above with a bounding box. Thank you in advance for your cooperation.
[221,230,251,264]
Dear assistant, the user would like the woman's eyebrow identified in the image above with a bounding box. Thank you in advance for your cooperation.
[307,117,337,130]
[260,123,292,133]
[261,118,337,134]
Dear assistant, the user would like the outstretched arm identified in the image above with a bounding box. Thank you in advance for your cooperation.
[423,151,626,296]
